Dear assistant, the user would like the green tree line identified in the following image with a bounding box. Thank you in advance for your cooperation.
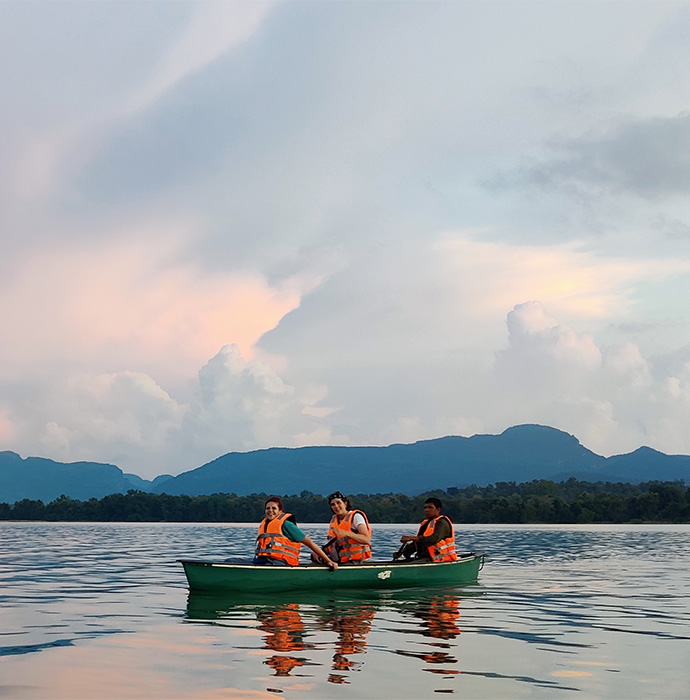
[1,478,688,523]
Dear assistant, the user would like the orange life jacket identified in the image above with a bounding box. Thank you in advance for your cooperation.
[418,515,457,562]
[327,509,372,563]
[256,512,302,566]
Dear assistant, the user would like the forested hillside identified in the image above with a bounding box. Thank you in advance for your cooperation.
[2,479,688,524]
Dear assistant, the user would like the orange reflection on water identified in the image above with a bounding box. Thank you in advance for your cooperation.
[393,593,463,679]
[327,673,349,684]
[321,604,376,681]
[330,605,375,656]
[257,603,308,653]
[254,601,377,682]
[422,595,461,640]
[256,603,310,678]
[183,590,468,689]
[264,655,306,676]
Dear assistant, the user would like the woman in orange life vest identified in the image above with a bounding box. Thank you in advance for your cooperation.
[396,497,457,562]
[255,496,338,569]
[321,491,372,564]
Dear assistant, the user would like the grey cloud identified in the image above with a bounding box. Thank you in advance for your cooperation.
[610,319,681,335]
[649,345,690,381]
[58,1,570,274]
[512,113,690,200]
[0,3,192,128]
[650,214,690,240]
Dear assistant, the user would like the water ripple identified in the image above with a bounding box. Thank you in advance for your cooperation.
[1,522,689,699]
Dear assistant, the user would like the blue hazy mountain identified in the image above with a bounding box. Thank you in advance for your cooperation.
[2,425,688,504]
[123,472,173,492]
[0,451,157,504]
[152,424,689,497]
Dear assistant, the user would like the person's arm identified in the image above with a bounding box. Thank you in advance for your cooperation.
[282,520,338,570]
[400,520,425,544]
[302,535,338,570]
[330,525,371,545]
[400,519,450,546]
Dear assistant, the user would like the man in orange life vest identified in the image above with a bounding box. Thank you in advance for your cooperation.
[396,497,457,562]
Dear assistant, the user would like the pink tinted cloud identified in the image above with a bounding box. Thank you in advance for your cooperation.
[0,410,16,443]
[0,232,311,381]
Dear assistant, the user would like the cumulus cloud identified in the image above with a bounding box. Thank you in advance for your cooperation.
[498,301,602,381]
[492,302,690,456]
[3,298,690,478]
[179,344,311,458]
[0,369,185,471]
[0,344,328,477]
[38,371,184,462]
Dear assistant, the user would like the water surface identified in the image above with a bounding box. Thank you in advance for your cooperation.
[1,523,688,698]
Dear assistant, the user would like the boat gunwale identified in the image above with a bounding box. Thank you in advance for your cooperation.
[178,552,484,572]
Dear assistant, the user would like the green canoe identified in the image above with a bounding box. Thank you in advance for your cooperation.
[178,552,484,593]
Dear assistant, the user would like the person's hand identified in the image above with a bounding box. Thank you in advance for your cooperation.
[400,535,415,543]
[327,558,338,571]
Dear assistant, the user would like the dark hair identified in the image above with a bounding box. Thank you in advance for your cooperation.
[328,490,351,510]
[425,497,442,510]
[265,496,283,510]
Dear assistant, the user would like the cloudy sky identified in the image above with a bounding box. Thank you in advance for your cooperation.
[2,0,690,479]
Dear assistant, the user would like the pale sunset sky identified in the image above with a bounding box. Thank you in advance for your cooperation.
[2,1,690,479]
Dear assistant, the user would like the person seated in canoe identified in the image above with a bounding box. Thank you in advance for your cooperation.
[320,491,372,565]
[255,496,338,569]
[395,497,457,562]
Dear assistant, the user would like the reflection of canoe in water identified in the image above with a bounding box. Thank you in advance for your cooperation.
[178,552,484,593]
[185,582,484,620]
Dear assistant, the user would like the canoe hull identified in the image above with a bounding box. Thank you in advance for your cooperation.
[179,553,484,593]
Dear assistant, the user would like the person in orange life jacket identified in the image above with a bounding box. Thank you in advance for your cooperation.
[321,491,372,564]
[255,496,338,569]
[396,497,457,562]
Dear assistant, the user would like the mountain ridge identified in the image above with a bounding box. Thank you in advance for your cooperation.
[2,424,688,504]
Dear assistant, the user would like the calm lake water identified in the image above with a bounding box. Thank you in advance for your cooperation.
[0,522,688,699]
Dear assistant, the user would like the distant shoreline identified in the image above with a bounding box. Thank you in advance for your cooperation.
[2,479,688,524]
